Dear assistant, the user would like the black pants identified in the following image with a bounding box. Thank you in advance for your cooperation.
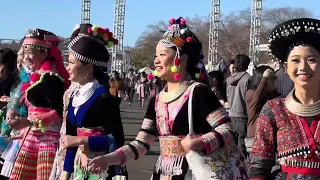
[230,117,248,157]
[126,87,135,103]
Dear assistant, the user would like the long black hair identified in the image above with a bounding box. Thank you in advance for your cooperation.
[0,48,17,75]
[248,65,274,90]
[208,71,225,90]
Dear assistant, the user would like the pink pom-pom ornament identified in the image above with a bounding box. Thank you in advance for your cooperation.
[174,58,181,66]
[181,19,186,25]
[108,32,113,38]
[169,18,176,24]
[21,83,31,92]
[97,27,103,33]
[186,37,193,43]
[87,27,93,34]
[147,73,154,80]
[174,73,181,81]
[30,73,41,83]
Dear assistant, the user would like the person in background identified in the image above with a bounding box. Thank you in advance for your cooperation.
[109,70,125,98]
[226,54,251,157]
[245,66,280,149]
[208,70,227,106]
[125,68,136,105]
[149,76,162,98]
[276,63,294,97]
[0,47,28,179]
[137,72,148,107]
[0,48,19,100]
[229,60,235,76]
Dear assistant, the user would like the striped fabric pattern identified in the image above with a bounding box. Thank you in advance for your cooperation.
[68,35,109,67]
[10,130,60,180]
[200,107,234,153]
[116,118,157,165]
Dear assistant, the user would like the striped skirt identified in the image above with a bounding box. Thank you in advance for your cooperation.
[9,130,60,180]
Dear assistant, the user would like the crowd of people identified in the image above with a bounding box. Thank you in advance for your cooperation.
[0,16,317,180]
[109,69,165,107]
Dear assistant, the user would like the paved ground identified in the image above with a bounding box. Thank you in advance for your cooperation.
[120,97,159,180]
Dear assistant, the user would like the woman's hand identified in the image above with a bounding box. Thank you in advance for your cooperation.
[6,109,18,121]
[88,153,121,174]
[8,133,24,141]
[181,133,204,152]
[263,69,273,78]
[61,135,82,149]
[60,171,71,180]
[7,117,32,130]
[0,96,10,102]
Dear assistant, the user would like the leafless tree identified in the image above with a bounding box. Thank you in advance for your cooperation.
[130,7,314,68]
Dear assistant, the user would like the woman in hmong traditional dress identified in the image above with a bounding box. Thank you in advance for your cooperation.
[6,29,70,180]
[49,81,79,180]
[0,47,29,178]
[88,17,248,180]
[249,18,320,179]
[56,24,126,180]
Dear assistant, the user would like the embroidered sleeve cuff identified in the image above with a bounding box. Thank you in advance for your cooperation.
[88,135,109,152]
[115,145,136,165]
[200,131,221,153]
[214,122,235,144]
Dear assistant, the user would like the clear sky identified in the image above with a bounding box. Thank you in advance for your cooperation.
[0,0,319,46]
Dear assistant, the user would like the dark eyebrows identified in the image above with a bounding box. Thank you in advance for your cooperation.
[289,55,319,58]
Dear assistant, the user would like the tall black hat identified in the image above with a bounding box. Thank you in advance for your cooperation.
[68,24,118,67]
[268,18,320,63]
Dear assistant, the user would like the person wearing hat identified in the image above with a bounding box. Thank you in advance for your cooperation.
[249,18,320,179]
[6,29,70,180]
[88,17,248,180]
[55,24,126,180]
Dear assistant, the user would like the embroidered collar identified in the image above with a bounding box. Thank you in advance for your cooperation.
[72,79,100,107]
[159,81,193,103]
[285,90,320,117]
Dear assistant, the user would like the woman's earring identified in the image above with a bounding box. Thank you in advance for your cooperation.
[85,73,88,79]
[171,58,181,80]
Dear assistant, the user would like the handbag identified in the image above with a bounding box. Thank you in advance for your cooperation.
[185,83,215,180]
[185,84,248,180]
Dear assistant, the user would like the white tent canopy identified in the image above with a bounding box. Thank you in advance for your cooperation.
[138,67,153,74]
